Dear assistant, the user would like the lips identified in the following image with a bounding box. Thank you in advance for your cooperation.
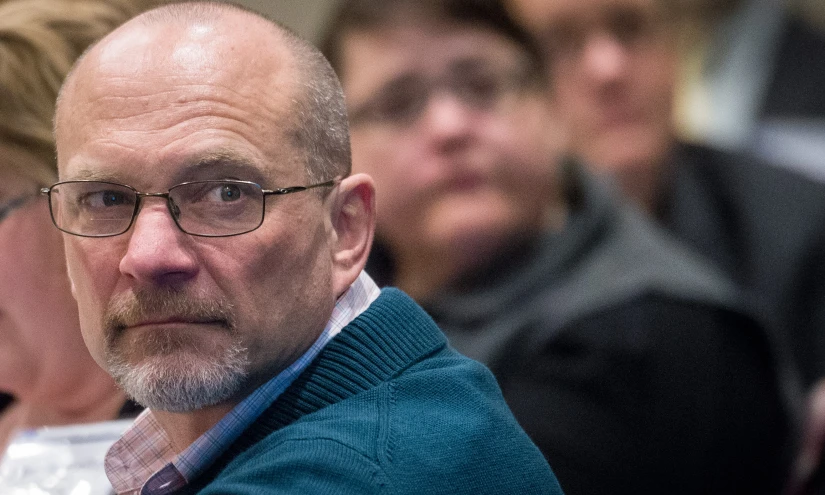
[593,100,649,131]
[448,173,485,191]
[125,317,226,330]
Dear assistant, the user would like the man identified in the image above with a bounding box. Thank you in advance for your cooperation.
[508,0,825,390]
[321,0,793,493]
[49,2,562,493]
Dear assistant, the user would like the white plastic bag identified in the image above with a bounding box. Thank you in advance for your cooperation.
[0,419,132,495]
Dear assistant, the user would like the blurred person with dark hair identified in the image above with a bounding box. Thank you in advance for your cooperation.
[0,0,154,451]
[322,0,795,493]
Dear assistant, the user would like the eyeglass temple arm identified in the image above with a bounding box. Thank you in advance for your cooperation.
[262,178,340,196]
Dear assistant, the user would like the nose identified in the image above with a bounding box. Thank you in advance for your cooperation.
[580,32,630,83]
[419,91,476,151]
[119,198,199,287]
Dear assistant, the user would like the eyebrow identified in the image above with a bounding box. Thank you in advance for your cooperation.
[67,169,123,182]
[66,150,274,188]
[178,151,269,183]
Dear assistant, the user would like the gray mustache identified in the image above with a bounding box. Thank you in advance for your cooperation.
[103,288,235,334]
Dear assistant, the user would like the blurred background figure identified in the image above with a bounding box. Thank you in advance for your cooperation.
[674,0,825,178]
[787,380,825,494]
[322,0,794,493]
[0,0,155,452]
[507,0,825,394]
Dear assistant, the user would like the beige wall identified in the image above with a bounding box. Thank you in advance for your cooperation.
[232,0,340,43]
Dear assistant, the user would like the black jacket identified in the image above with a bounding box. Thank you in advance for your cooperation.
[369,165,794,494]
[660,141,825,388]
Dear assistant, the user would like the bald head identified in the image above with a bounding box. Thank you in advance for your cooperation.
[56,1,350,183]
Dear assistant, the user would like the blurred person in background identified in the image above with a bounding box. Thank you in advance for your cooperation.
[508,0,825,393]
[675,0,825,176]
[322,0,795,492]
[0,0,153,452]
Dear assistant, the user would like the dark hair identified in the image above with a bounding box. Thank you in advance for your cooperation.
[320,0,546,85]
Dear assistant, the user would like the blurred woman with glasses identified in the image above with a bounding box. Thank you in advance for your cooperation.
[0,0,155,451]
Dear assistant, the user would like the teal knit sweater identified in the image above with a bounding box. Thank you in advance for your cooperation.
[178,288,562,494]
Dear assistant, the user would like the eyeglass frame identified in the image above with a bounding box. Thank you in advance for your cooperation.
[0,195,37,225]
[40,177,340,238]
[346,59,538,129]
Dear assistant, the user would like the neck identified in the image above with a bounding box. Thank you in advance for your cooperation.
[152,404,235,454]
[394,250,460,301]
[596,143,672,215]
[615,163,664,214]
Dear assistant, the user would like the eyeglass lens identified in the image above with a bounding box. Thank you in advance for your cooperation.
[48,180,266,237]
[350,61,528,127]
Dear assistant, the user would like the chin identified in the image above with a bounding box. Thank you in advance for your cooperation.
[106,339,250,412]
[586,132,666,173]
[439,215,529,258]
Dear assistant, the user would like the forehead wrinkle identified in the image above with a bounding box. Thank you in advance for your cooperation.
[78,77,284,126]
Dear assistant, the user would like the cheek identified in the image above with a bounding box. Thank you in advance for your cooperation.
[216,219,335,360]
[65,239,113,306]
[0,214,84,358]
[487,109,559,183]
[213,212,330,306]
[63,239,120,354]
[644,55,676,121]
[350,130,439,230]
[1,214,67,310]
[550,76,593,132]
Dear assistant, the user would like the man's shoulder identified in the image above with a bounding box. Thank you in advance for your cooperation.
[204,350,561,494]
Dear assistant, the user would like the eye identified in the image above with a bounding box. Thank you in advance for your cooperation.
[78,188,133,208]
[175,181,257,205]
[374,86,426,123]
[216,183,243,202]
[102,190,128,206]
[360,76,429,125]
[454,70,504,108]
[608,8,653,44]
[549,29,585,61]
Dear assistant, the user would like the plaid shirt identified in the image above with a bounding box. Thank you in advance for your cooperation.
[105,272,381,495]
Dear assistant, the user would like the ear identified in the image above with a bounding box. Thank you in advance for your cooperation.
[328,173,376,297]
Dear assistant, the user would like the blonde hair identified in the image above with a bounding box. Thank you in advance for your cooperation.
[0,0,159,185]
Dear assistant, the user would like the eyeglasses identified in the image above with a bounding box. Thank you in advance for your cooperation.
[0,195,35,224]
[348,62,534,129]
[541,6,668,64]
[40,178,338,238]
